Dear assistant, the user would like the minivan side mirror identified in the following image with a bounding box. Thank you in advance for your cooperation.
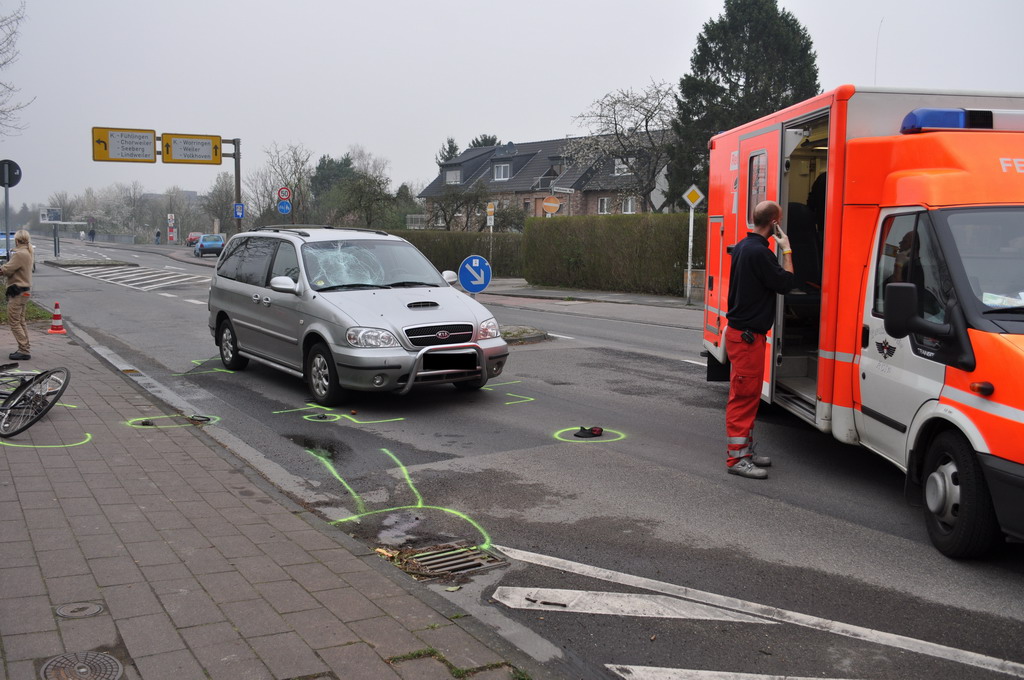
[269,276,300,295]
[442,270,458,285]
[883,283,951,339]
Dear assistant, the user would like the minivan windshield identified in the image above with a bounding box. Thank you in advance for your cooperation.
[301,240,445,292]
[944,207,1024,313]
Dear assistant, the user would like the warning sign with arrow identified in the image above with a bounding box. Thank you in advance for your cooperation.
[160,133,222,165]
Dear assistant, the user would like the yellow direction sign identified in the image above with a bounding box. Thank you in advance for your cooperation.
[92,127,157,163]
[161,133,223,165]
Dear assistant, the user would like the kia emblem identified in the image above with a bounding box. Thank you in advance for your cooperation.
[436,330,450,340]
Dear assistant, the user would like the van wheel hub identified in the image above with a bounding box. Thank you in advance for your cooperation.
[925,459,960,526]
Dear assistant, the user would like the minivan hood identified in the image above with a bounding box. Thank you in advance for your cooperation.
[317,286,490,329]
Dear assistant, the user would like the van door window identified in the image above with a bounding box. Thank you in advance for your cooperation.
[269,242,300,284]
[875,213,958,363]
[747,152,768,226]
[230,237,278,287]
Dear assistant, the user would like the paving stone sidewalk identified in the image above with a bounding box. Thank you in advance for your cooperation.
[0,326,541,679]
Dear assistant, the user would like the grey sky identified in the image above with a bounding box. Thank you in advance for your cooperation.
[2,0,1022,209]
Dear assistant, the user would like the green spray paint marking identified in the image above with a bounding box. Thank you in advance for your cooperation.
[503,393,534,405]
[275,402,405,424]
[0,432,93,448]
[553,427,627,443]
[305,446,492,550]
[124,414,222,428]
[172,359,235,376]
[305,448,367,515]
[481,380,522,391]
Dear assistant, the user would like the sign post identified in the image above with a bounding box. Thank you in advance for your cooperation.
[486,202,495,262]
[682,184,705,303]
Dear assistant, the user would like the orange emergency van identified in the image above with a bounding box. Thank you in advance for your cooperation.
[703,85,1024,558]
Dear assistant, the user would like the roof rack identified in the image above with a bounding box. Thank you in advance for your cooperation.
[252,225,390,237]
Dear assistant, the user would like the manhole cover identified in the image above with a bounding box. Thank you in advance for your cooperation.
[39,651,123,680]
[378,542,505,580]
[55,603,104,619]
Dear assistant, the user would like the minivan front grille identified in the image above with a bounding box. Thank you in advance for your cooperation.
[406,324,474,347]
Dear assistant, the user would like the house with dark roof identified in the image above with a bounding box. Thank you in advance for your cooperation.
[418,135,668,228]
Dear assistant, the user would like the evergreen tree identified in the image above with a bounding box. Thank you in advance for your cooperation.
[435,137,460,165]
[668,0,820,202]
[468,134,500,148]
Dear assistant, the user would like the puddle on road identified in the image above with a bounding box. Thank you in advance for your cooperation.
[286,433,354,463]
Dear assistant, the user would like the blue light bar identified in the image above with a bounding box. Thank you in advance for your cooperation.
[900,108,966,133]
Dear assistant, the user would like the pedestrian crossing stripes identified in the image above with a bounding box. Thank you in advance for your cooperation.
[57,264,210,292]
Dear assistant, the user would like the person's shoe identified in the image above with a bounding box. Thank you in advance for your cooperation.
[8,352,29,361]
[750,452,771,467]
[728,457,768,479]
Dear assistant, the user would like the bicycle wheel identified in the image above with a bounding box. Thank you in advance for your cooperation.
[0,367,71,437]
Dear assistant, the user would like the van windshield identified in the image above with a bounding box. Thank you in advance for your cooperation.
[301,240,445,291]
[944,208,1024,311]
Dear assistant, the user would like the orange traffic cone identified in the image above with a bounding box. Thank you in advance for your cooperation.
[47,302,67,335]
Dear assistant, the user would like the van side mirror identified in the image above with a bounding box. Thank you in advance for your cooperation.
[269,276,300,295]
[442,270,458,285]
[883,283,951,339]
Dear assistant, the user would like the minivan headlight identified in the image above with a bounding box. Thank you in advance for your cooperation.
[478,318,501,340]
[346,327,401,348]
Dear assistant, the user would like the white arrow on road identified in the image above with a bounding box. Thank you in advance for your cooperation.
[464,264,486,286]
[493,586,773,623]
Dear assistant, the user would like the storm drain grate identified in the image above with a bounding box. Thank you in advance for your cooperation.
[55,602,104,619]
[383,542,505,580]
[39,651,123,680]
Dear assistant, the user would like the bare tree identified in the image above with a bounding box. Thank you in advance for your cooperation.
[567,80,677,212]
[0,2,31,135]
[203,172,238,232]
[263,142,314,223]
[46,191,79,224]
[245,165,280,226]
[427,181,491,231]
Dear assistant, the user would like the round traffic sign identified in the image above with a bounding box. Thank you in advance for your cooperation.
[542,195,560,214]
[0,160,22,188]
[278,200,292,215]
[278,187,291,201]
[458,255,492,294]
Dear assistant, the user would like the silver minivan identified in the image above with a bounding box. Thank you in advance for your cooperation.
[208,226,509,405]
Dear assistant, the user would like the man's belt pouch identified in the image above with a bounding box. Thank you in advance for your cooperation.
[6,284,24,298]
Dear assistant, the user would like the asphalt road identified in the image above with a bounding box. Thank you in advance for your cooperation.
[29,237,1024,680]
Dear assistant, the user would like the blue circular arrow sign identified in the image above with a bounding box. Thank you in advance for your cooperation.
[277,199,292,215]
[458,255,492,293]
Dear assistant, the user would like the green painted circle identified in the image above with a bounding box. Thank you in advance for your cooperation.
[124,414,221,428]
[303,413,341,422]
[0,433,93,448]
[553,427,626,443]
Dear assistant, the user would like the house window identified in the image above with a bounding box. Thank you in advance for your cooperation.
[622,197,636,214]
[445,169,462,185]
[523,200,532,214]
[493,163,510,181]
[614,158,634,176]
[598,197,610,214]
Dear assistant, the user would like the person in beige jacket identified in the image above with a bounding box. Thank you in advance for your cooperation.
[1,230,34,361]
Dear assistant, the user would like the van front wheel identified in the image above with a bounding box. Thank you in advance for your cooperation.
[218,319,248,371]
[307,343,343,406]
[923,430,1001,558]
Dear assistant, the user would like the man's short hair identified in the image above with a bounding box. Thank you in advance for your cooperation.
[752,201,781,228]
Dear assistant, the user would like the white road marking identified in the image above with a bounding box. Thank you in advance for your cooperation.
[494,545,1024,679]
[683,359,707,367]
[57,264,210,292]
[164,266,185,270]
[606,666,854,680]
[185,299,206,305]
[493,587,772,623]
[158,293,177,298]
[547,333,575,339]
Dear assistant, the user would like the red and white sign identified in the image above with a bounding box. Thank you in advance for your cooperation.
[277,187,291,201]
[542,195,561,214]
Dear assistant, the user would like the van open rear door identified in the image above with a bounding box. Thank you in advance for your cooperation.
[737,126,782,401]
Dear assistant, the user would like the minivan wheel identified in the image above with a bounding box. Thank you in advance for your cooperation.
[923,430,1001,558]
[307,343,343,406]
[218,319,249,370]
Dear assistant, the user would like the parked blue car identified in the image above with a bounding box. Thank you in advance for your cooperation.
[194,233,225,258]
